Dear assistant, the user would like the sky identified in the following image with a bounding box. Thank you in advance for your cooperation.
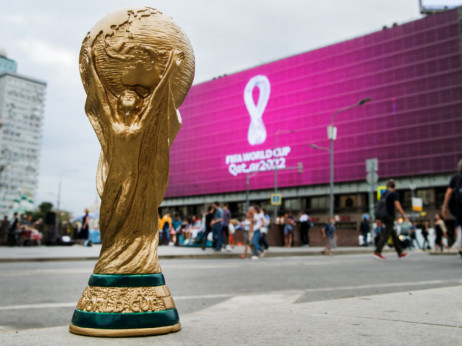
[0,0,425,217]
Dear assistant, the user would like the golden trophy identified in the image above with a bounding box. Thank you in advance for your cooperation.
[69,7,194,337]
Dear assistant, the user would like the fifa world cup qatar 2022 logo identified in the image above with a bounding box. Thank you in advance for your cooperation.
[225,75,292,177]
[244,75,270,146]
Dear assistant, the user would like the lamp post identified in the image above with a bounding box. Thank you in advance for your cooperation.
[56,169,78,230]
[311,98,372,217]
[273,129,295,221]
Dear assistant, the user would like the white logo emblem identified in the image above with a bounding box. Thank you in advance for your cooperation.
[244,75,270,146]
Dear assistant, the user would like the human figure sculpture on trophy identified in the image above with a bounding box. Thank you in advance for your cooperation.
[69,7,194,337]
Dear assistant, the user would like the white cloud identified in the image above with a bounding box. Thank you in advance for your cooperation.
[18,38,75,69]
[6,15,26,26]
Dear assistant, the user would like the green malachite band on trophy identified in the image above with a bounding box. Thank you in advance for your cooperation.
[71,308,180,330]
[88,274,165,287]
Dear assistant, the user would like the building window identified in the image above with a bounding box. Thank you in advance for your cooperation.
[416,189,434,206]
[310,196,327,210]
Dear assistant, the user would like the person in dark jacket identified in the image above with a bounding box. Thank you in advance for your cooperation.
[360,216,370,246]
[374,179,409,261]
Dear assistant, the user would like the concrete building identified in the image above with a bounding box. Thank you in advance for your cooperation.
[0,52,46,217]
[160,10,462,231]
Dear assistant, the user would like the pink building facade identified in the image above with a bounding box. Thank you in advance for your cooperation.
[163,9,462,220]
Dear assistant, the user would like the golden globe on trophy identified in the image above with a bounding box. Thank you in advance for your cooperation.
[69,7,194,337]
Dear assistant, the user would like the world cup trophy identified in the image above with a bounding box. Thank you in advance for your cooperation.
[69,7,194,337]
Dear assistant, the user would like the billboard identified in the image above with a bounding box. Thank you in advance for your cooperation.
[167,9,462,198]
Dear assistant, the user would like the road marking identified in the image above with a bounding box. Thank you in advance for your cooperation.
[1,279,460,312]
[0,302,77,311]
[304,279,462,293]
[0,294,234,311]
[0,268,93,277]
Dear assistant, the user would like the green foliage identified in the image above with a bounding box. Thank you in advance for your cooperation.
[32,201,54,222]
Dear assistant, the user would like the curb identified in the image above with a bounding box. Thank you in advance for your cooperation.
[0,249,398,263]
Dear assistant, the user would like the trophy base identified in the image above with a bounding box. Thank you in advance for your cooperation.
[69,273,180,337]
[69,322,181,337]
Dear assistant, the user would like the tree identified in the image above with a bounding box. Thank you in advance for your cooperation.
[32,202,53,222]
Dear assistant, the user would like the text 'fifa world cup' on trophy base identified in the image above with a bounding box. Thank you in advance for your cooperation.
[69,7,195,337]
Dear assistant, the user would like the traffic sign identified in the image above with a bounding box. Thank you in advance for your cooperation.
[270,193,282,206]
[412,197,423,211]
[377,185,387,200]
[365,158,378,172]
[366,172,378,185]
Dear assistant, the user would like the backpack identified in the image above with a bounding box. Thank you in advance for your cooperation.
[449,173,462,218]
[374,190,389,220]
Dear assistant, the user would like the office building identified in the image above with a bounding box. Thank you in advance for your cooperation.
[0,52,46,217]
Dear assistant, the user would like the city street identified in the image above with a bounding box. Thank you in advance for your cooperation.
[0,252,461,331]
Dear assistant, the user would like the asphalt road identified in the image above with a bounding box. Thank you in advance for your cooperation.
[0,252,461,330]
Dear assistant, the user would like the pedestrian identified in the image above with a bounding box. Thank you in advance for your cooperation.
[374,179,409,260]
[201,206,214,250]
[159,211,173,246]
[359,216,370,246]
[7,212,19,246]
[434,213,449,252]
[322,217,337,256]
[299,210,310,247]
[1,215,9,244]
[240,209,253,259]
[283,213,295,247]
[77,209,92,247]
[442,158,462,257]
[249,206,265,260]
[259,208,270,251]
[222,203,232,251]
[374,219,384,247]
[409,221,421,250]
[183,215,197,245]
[171,212,182,246]
[421,220,431,250]
[211,202,223,252]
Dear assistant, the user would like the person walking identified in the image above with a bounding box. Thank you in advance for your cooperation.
[374,179,409,260]
[240,209,253,259]
[201,206,214,250]
[171,212,182,246]
[322,217,337,256]
[259,208,270,251]
[359,216,370,246]
[283,213,295,248]
[299,210,310,247]
[442,158,462,256]
[159,211,173,246]
[249,206,265,260]
[222,203,232,251]
[409,221,421,250]
[434,213,449,252]
[211,202,223,252]
[7,212,19,246]
[374,219,384,247]
[421,220,431,250]
[77,209,92,246]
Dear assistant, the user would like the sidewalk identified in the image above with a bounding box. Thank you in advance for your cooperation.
[1,285,460,345]
[0,244,386,262]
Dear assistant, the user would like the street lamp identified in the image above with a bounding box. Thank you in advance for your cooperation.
[273,129,295,221]
[312,97,372,217]
[56,169,78,230]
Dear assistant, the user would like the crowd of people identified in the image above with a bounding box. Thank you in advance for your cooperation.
[157,203,273,259]
[2,212,43,246]
[3,160,461,261]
